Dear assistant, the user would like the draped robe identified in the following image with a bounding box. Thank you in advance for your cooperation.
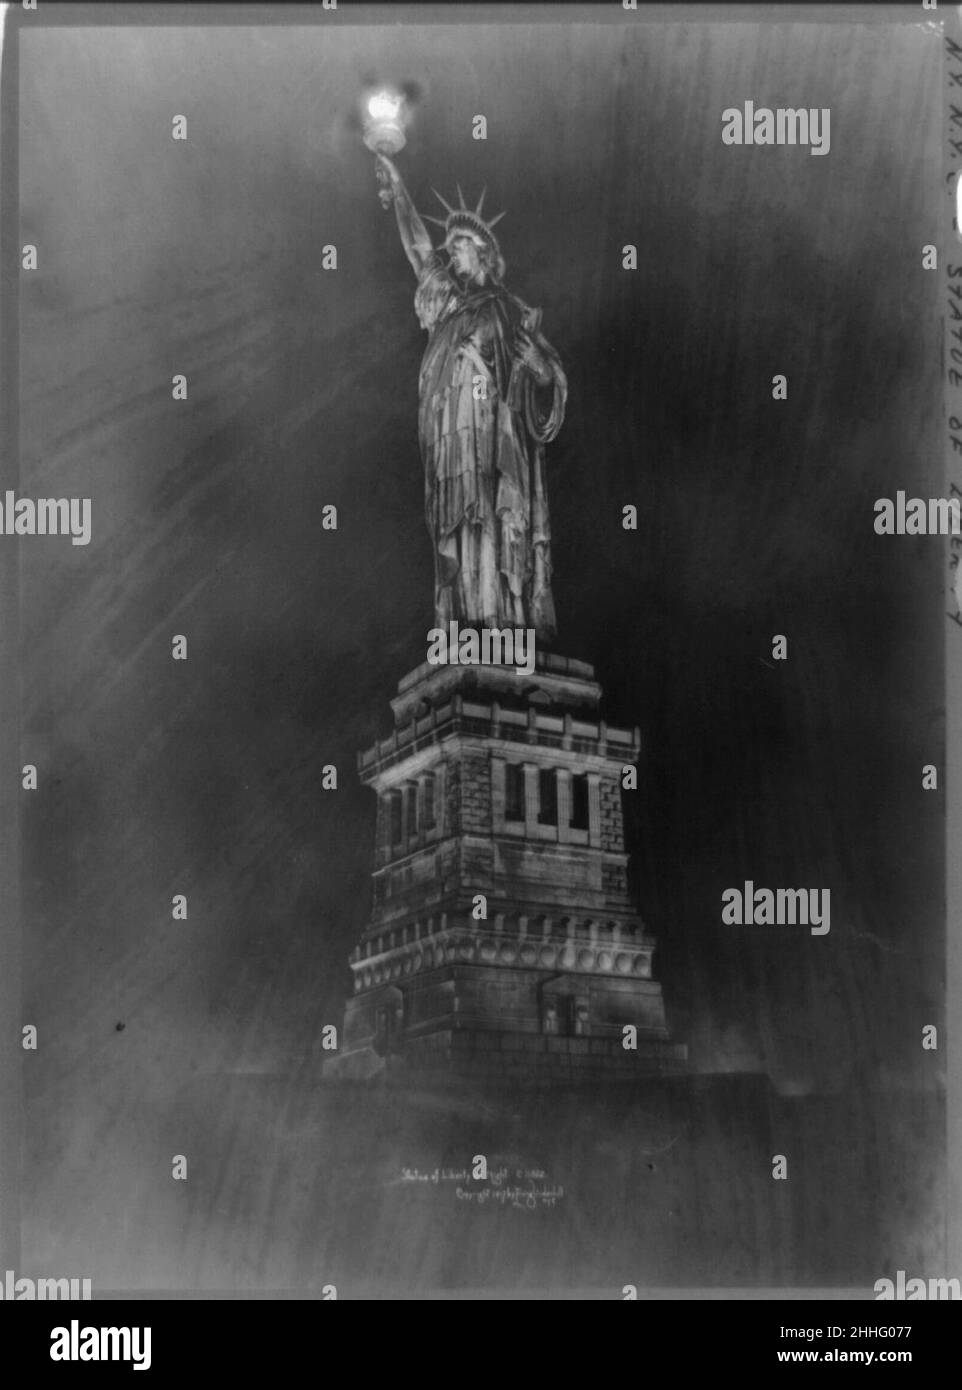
[414,251,567,641]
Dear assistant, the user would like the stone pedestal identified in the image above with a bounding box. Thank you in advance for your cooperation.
[325,653,687,1082]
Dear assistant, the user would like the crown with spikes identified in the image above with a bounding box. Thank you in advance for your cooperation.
[424,185,506,276]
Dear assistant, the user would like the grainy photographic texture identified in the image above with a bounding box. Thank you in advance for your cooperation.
[3,2,951,1301]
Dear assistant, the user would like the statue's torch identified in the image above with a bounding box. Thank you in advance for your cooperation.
[362,91,407,207]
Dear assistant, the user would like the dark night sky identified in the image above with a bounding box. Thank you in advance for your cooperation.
[14,9,944,1286]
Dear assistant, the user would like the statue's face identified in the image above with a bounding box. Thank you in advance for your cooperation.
[450,235,483,279]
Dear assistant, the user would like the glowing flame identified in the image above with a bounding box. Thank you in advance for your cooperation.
[368,91,402,122]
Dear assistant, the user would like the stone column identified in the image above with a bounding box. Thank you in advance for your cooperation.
[556,768,572,844]
[400,781,411,844]
[523,762,539,836]
[491,756,506,833]
[587,773,602,848]
[404,780,418,847]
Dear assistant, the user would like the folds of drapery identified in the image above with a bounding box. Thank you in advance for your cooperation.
[415,266,566,639]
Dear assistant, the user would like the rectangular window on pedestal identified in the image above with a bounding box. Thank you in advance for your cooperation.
[405,783,418,838]
[505,763,524,822]
[570,773,589,830]
[389,790,403,845]
[422,773,436,830]
[538,768,557,825]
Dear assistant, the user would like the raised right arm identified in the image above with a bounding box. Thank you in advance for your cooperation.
[376,154,435,278]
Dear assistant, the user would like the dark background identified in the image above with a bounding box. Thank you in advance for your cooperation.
[13,8,944,1289]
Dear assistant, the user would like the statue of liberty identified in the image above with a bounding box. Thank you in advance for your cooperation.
[375,153,567,643]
